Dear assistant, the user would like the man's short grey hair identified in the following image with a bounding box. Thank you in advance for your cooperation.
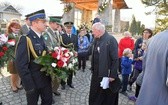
[92,22,105,31]
[123,31,131,37]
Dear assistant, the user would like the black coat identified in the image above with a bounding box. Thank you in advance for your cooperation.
[134,37,143,58]
[89,31,119,105]
[91,31,118,78]
[15,29,51,91]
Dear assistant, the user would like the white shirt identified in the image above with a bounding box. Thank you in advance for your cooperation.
[31,29,41,38]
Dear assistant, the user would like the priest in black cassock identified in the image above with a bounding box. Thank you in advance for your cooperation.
[89,22,119,105]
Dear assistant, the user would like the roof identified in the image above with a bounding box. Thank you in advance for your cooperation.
[113,0,130,9]
[0,5,22,15]
[60,0,130,10]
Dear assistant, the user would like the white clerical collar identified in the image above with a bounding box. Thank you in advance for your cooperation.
[32,29,41,38]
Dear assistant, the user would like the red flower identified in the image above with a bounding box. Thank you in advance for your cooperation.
[8,39,16,43]
[63,49,69,53]
[57,60,64,68]
[51,52,58,58]
[2,46,8,51]
[0,52,4,57]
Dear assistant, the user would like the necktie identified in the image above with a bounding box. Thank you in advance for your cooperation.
[54,32,59,42]
[68,34,71,38]
[54,32,57,35]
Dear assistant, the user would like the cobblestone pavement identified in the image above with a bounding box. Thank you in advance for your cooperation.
[0,61,135,105]
[0,34,136,105]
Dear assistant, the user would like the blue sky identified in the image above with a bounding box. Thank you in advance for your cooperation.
[0,0,156,28]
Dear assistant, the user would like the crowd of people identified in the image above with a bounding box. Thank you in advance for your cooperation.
[0,8,168,105]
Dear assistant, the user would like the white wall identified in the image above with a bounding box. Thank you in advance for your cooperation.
[2,12,21,22]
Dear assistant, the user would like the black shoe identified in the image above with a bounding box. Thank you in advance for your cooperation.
[52,98,55,104]
[53,91,61,96]
[0,102,2,105]
[82,69,85,72]
[89,67,92,70]
[120,91,128,96]
[68,84,74,88]
[61,85,65,90]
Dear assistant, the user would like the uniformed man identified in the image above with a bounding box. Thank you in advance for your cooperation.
[20,14,31,35]
[15,9,52,105]
[43,16,61,96]
[43,16,61,50]
[60,21,78,90]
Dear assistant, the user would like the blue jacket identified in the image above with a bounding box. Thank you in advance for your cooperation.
[71,26,77,35]
[121,56,133,74]
[78,36,90,53]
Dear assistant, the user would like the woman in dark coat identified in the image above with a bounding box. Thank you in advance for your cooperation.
[129,28,153,90]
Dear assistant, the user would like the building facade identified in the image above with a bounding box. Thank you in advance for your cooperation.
[0,5,22,33]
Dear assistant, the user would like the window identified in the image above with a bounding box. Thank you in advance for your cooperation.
[74,8,82,28]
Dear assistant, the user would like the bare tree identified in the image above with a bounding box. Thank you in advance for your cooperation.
[0,1,11,7]
[0,1,23,13]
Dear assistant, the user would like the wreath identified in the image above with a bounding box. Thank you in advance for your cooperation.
[63,4,72,13]
[78,23,90,31]
[98,1,108,13]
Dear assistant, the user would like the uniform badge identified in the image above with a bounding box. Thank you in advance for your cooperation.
[97,47,100,53]
[33,36,36,38]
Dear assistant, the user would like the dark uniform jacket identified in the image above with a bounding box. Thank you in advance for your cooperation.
[15,29,51,91]
[61,33,78,51]
[91,31,119,78]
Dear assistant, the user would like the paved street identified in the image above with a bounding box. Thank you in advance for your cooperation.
[0,34,136,105]
[0,61,135,105]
